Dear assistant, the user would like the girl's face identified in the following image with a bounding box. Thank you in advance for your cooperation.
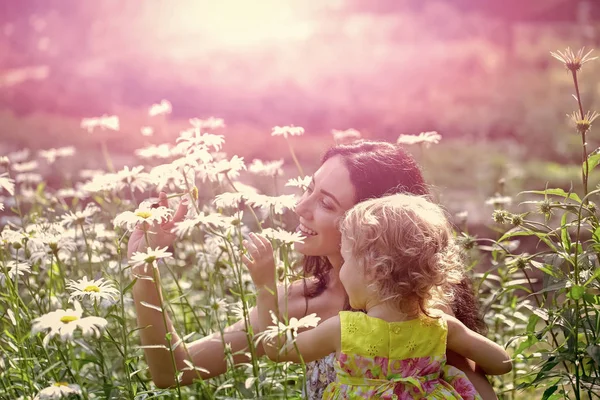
[293,156,356,265]
[339,235,367,310]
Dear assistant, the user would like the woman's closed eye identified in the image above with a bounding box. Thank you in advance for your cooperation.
[320,198,334,210]
[304,184,335,211]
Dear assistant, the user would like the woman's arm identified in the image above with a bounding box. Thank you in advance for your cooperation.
[446,351,499,400]
[127,196,312,388]
[133,267,315,388]
[446,315,512,375]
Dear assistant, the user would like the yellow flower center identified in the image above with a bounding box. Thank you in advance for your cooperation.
[53,382,69,387]
[135,211,152,219]
[60,315,79,324]
[84,285,100,293]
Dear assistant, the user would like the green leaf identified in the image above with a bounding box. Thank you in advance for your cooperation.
[542,385,558,400]
[587,345,600,366]
[560,213,571,251]
[583,151,600,174]
[584,268,600,286]
[123,277,138,294]
[140,301,163,312]
[521,189,581,203]
[498,229,558,252]
[568,285,585,300]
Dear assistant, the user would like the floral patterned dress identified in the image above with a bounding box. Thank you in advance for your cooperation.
[315,311,482,399]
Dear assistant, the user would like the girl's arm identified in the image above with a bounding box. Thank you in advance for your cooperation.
[243,233,339,364]
[446,314,512,375]
[256,286,340,363]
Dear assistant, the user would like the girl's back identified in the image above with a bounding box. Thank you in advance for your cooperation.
[323,311,481,400]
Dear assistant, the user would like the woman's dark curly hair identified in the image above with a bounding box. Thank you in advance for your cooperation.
[301,140,486,334]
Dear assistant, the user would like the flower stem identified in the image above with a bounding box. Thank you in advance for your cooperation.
[101,140,115,173]
[286,138,305,177]
[572,70,589,198]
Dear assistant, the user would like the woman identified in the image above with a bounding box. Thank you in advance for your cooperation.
[128,140,497,399]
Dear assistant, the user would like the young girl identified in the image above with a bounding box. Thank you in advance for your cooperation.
[243,193,512,399]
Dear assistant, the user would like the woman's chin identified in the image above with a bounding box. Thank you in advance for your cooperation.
[293,241,307,253]
[294,240,317,255]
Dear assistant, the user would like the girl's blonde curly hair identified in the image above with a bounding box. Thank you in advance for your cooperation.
[340,193,465,316]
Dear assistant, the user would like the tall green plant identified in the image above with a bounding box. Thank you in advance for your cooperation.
[479,48,600,400]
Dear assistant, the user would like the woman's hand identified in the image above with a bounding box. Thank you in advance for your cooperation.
[127,191,189,260]
[242,233,276,290]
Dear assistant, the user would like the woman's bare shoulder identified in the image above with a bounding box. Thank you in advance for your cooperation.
[275,278,341,320]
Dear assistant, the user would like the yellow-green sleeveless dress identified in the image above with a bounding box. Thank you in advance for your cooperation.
[322,311,483,399]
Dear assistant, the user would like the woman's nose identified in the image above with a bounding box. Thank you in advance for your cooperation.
[295,194,312,220]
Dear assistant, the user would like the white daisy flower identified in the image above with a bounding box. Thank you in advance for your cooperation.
[31,302,108,347]
[260,228,305,245]
[256,311,320,346]
[34,382,82,400]
[148,163,184,191]
[79,169,104,180]
[38,146,75,164]
[214,192,247,209]
[248,159,284,177]
[0,260,31,284]
[113,204,172,231]
[27,223,77,260]
[396,131,442,148]
[12,160,38,173]
[135,143,172,160]
[140,126,154,136]
[331,128,361,144]
[61,203,99,228]
[206,155,246,181]
[271,125,305,138]
[148,99,172,117]
[247,194,297,215]
[129,246,173,270]
[172,212,239,238]
[81,171,121,193]
[0,173,15,195]
[67,276,119,303]
[1,226,23,247]
[55,187,86,200]
[81,114,119,132]
[176,128,225,153]
[117,165,152,193]
[285,176,311,190]
[7,148,30,163]
[15,172,43,185]
[485,195,513,207]
[189,117,225,130]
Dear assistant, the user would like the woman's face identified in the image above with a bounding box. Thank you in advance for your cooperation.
[293,156,356,263]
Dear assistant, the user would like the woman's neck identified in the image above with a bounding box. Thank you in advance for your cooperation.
[326,253,344,291]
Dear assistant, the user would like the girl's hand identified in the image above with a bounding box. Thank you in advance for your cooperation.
[242,233,276,289]
[127,191,189,260]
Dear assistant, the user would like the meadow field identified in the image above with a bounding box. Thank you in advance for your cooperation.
[2,1,600,399]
